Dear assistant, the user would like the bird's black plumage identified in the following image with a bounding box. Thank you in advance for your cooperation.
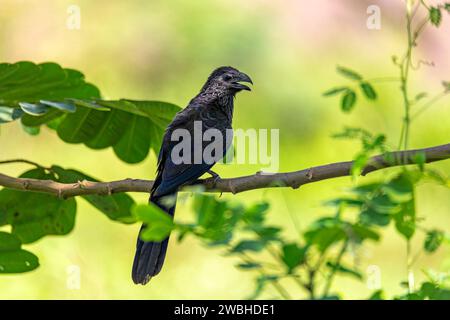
[132,66,252,284]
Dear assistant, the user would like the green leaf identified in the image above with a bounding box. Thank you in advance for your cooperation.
[0,231,22,250]
[360,208,391,226]
[393,197,415,239]
[324,198,364,207]
[445,4,450,13]
[351,153,369,177]
[231,240,266,253]
[21,124,40,136]
[336,66,363,80]
[370,194,400,213]
[248,275,279,300]
[21,109,64,127]
[191,195,239,244]
[424,230,444,253]
[246,225,282,242]
[120,100,181,122]
[0,62,100,105]
[304,223,346,252]
[68,99,110,111]
[351,224,381,243]
[132,204,174,242]
[413,151,426,171]
[326,261,363,280]
[57,107,108,143]
[112,115,152,163]
[236,262,261,270]
[39,100,76,113]
[319,295,341,300]
[350,182,381,195]
[380,174,416,239]
[281,243,306,272]
[341,90,357,112]
[85,109,133,149]
[414,92,428,102]
[0,233,39,273]
[0,62,180,164]
[243,202,269,225]
[0,250,39,274]
[54,101,173,163]
[418,282,450,300]
[323,87,348,97]
[51,166,136,223]
[0,168,77,243]
[429,7,442,27]
[360,82,377,100]
[193,195,226,227]
[368,290,385,300]
[382,173,414,203]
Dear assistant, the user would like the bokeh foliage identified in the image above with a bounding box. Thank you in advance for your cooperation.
[0,0,449,299]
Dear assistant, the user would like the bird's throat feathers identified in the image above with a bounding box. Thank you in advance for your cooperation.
[193,88,235,121]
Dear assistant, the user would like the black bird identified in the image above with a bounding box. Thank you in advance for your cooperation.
[132,66,253,284]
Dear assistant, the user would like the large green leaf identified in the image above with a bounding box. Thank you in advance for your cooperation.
[23,99,176,163]
[85,109,133,149]
[0,232,39,274]
[0,168,76,243]
[112,114,153,163]
[0,61,100,104]
[0,61,180,163]
[51,166,136,223]
[57,107,108,143]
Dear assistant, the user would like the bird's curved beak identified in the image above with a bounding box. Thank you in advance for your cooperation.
[231,72,253,91]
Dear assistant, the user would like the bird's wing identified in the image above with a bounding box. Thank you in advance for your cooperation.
[152,103,219,196]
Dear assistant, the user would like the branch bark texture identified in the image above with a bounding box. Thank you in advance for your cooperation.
[0,143,449,198]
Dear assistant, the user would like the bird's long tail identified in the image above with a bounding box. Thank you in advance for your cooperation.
[132,192,177,285]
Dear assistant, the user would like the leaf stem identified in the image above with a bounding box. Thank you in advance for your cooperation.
[406,240,415,293]
[322,240,349,298]
[398,2,415,151]
[411,91,449,120]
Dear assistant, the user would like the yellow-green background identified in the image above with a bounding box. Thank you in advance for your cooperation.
[0,0,449,299]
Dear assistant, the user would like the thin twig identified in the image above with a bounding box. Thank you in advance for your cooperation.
[0,159,51,171]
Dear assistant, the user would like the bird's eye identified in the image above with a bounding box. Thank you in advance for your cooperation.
[223,74,232,81]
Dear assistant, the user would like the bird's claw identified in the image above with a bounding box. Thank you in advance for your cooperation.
[207,170,221,187]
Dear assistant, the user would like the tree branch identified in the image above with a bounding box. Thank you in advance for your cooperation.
[0,143,449,198]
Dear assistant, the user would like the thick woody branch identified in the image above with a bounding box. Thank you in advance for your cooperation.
[0,143,449,198]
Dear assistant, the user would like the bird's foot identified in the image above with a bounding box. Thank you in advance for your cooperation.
[206,170,221,187]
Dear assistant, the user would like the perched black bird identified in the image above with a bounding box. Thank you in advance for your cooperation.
[132,66,252,284]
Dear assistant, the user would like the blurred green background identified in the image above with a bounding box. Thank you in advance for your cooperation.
[0,0,449,299]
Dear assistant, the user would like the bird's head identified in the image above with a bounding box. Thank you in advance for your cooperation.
[201,66,253,96]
